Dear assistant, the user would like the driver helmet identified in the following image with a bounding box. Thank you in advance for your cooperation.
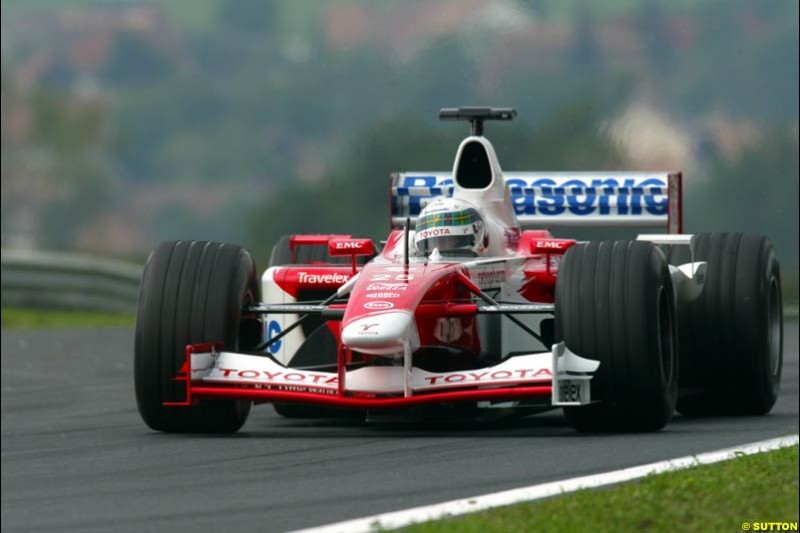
[414,198,486,255]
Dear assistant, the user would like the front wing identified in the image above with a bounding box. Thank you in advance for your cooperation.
[165,342,599,410]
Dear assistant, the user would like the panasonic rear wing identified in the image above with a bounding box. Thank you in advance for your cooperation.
[390,172,682,234]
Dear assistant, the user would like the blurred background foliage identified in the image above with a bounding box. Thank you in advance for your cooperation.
[1,0,797,271]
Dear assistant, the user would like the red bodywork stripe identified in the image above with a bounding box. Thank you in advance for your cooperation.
[186,385,552,409]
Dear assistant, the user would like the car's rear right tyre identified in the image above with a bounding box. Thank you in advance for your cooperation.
[557,240,678,432]
[669,233,782,416]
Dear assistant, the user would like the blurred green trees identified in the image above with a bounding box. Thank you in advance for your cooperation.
[0,0,796,270]
[1,81,117,249]
[685,130,799,266]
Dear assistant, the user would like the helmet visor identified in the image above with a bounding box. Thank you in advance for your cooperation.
[415,232,476,254]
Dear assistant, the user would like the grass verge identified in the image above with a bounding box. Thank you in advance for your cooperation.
[1,307,135,330]
[401,445,799,533]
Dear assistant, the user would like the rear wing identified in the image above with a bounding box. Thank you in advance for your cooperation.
[390,172,682,234]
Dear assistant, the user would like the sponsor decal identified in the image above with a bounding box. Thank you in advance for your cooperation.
[266,385,337,395]
[334,241,363,250]
[329,239,374,256]
[558,381,584,403]
[217,368,339,385]
[393,175,453,214]
[365,292,401,299]
[357,323,381,336]
[507,177,667,216]
[535,240,565,249]
[280,304,324,311]
[482,304,553,312]
[297,272,351,284]
[417,228,451,240]
[364,301,394,310]
[473,269,505,287]
[394,175,667,217]
[366,283,408,291]
[423,368,552,386]
[267,320,282,354]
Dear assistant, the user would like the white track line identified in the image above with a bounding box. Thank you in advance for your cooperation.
[289,434,799,533]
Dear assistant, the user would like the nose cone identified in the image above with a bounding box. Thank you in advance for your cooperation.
[341,311,418,356]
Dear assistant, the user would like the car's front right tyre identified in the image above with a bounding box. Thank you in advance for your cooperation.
[557,240,678,432]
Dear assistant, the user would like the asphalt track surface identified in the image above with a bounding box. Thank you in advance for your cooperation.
[2,323,798,533]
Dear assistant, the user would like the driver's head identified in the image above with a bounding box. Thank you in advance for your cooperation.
[414,198,486,256]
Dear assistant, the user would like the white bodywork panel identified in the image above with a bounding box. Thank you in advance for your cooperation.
[341,311,419,356]
[637,233,707,303]
[637,233,694,247]
[450,136,521,257]
[551,342,597,406]
[261,266,304,365]
[669,262,707,302]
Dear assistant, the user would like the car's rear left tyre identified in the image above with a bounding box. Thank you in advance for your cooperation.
[134,240,259,433]
[557,241,678,432]
[669,233,782,416]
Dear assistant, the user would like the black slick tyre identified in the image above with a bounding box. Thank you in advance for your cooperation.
[669,233,782,416]
[557,241,678,432]
[134,240,259,433]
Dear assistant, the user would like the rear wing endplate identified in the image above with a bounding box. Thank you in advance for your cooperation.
[390,172,682,234]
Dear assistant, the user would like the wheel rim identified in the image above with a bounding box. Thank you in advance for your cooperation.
[767,277,781,377]
[657,287,675,385]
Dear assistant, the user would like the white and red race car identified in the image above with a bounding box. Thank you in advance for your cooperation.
[134,107,783,433]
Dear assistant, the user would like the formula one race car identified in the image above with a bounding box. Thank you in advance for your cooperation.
[134,107,783,433]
